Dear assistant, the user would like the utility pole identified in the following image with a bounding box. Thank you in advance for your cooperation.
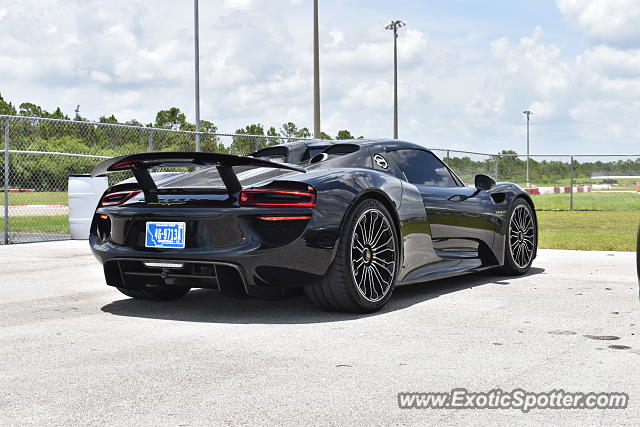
[523,110,533,186]
[313,0,321,139]
[385,20,406,139]
[194,0,201,151]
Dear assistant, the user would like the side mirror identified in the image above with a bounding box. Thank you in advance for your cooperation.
[475,174,496,191]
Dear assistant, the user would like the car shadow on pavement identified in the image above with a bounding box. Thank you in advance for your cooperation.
[100,267,545,324]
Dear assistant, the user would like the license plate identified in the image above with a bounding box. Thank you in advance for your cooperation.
[145,222,186,249]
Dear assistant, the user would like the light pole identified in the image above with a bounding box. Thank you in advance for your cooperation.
[194,0,201,151]
[313,0,321,139]
[385,20,405,140]
[523,110,533,186]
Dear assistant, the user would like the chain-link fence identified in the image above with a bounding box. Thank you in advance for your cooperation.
[435,151,640,212]
[0,115,308,244]
[1,114,639,244]
[495,154,640,211]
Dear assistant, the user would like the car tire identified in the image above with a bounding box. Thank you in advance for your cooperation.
[502,198,537,275]
[116,286,190,301]
[304,198,399,313]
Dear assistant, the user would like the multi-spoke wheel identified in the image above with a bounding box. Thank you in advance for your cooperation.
[502,198,537,275]
[350,209,396,303]
[304,198,398,312]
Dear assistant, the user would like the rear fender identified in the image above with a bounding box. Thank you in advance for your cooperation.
[291,169,437,283]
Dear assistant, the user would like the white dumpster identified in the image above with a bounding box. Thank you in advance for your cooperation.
[68,174,109,239]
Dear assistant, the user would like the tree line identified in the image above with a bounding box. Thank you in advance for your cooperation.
[1,92,638,190]
[445,150,640,187]
[0,92,364,189]
[0,93,362,152]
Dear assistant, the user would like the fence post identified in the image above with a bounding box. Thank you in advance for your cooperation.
[494,156,499,181]
[4,118,10,244]
[569,155,574,211]
[148,130,154,152]
[446,150,450,163]
[254,138,260,152]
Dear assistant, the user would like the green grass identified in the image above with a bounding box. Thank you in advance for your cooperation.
[4,210,639,252]
[0,192,68,205]
[8,215,70,234]
[537,211,639,251]
[533,177,639,189]
[533,192,639,211]
[426,209,638,251]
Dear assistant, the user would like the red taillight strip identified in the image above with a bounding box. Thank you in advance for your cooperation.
[249,201,317,208]
[100,190,142,206]
[240,187,316,208]
[258,216,312,221]
[244,190,315,197]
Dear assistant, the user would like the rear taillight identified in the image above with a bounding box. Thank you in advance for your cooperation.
[240,186,316,208]
[100,190,142,206]
[258,216,312,221]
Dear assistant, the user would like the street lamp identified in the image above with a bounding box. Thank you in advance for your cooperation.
[385,20,406,140]
[194,0,201,151]
[523,110,533,186]
[313,0,321,139]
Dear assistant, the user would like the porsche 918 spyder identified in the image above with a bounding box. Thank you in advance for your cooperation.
[89,139,538,313]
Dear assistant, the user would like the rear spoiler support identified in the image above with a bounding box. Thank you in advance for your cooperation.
[91,152,305,197]
[216,165,242,194]
[132,166,159,203]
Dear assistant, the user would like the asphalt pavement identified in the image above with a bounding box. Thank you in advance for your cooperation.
[0,241,638,426]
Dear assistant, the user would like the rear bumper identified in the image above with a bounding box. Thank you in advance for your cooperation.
[89,209,344,295]
[98,256,248,294]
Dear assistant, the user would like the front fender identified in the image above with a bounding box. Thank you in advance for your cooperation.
[490,183,538,264]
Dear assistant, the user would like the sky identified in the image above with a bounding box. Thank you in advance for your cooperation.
[1,0,639,154]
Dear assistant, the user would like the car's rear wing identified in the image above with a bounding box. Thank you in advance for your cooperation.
[91,152,305,202]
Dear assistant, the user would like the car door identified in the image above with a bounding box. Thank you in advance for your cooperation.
[387,149,495,259]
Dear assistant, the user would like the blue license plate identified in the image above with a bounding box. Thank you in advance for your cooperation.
[145,222,186,249]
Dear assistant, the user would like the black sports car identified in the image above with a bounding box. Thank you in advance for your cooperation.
[90,139,538,313]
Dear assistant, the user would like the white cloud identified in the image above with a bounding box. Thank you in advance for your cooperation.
[328,30,344,47]
[60,33,82,48]
[341,81,392,109]
[398,29,429,63]
[464,94,505,116]
[103,24,137,51]
[223,0,253,12]
[324,28,429,72]
[490,27,572,97]
[556,0,640,47]
[0,8,7,20]
[476,27,574,126]
[89,70,112,84]
[1,0,639,153]
[570,100,640,144]
[105,90,143,111]
[527,101,555,120]
[578,45,640,78]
